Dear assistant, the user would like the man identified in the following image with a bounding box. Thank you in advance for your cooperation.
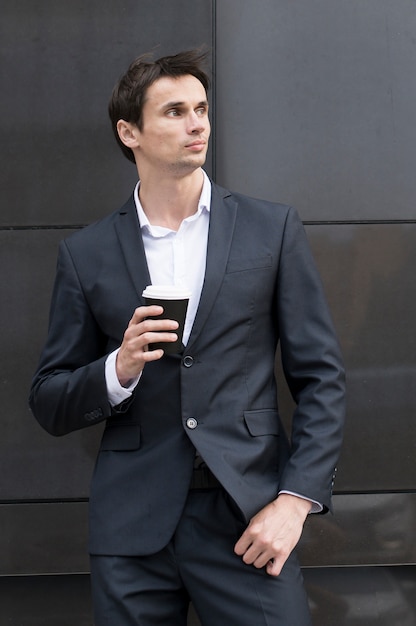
[30,50,345,625]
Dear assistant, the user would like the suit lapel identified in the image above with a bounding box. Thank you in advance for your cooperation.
[114,196,151,302]
[113,185,238,350]
[186,183,238,351]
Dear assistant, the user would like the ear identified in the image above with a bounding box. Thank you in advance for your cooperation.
[116,120,140,149]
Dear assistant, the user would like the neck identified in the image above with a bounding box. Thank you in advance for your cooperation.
[138,169,204,231]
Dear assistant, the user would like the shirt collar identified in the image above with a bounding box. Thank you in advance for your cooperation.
[134,169,211,232]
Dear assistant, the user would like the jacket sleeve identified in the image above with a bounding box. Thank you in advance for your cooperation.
[29,239,126,436]
[276,207,346,512]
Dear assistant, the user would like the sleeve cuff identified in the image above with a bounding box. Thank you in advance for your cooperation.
[105,349,141,407]
[278,490,323,514]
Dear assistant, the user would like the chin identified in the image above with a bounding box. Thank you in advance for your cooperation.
[175,155,207,172]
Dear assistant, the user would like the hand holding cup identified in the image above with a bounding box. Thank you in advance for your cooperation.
[142,285,191,354]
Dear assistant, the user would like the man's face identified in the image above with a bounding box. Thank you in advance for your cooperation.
[135,74,210,177]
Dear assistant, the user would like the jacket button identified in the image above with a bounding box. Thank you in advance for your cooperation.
[84,408,103,421]
[183,355,194,368]
[186,417,198,429]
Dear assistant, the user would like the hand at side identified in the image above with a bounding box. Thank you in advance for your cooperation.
[234,493,311,577]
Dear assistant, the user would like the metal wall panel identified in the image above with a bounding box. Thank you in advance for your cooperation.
[308,223,415,492]
[274,222,416,492]
[299,493,416,567]
[303,566,416,625]
[215,0,416,222]
[1,494,414,578]
[0,575,93,626]
[0,229,103,500]
[1,2,213,501]
[0,0,213,227]
[0,502,89,576]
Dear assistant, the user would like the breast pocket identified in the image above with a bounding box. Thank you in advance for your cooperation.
[225,255,272,274]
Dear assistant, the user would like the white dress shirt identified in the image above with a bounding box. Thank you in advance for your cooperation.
[105,170,210,406]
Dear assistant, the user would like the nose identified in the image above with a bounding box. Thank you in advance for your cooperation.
[187,111,206,134]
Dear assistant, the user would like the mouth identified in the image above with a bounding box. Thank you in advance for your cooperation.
[185,140,206,150]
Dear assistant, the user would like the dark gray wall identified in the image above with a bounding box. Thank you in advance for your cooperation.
[214,1,416,623]
[215,0,416,221]
[1,0,214,502]
[1,1,213,624]
[2,0,416,624]
[215,0,416,495]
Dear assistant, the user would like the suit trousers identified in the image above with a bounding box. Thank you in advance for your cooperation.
[90,487,312,626]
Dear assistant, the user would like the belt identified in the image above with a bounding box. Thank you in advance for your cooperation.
[189,466,222,490]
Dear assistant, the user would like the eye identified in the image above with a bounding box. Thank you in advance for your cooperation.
[196,106,207,116]
[166,109,181,117]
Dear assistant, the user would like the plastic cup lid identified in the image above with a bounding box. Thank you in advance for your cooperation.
[142,285,192,300]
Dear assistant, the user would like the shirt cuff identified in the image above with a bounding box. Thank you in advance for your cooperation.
[278,490,323,514]
[105,349,141,407]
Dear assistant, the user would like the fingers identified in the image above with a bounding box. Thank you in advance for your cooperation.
[116,306,179,384]
[235,535,291,576]
[129,305,179,337]
[234,526,289,575]
[266,557,285,577]
[234,496,309,577]
[128,305,164,325]
[235,534,288,576]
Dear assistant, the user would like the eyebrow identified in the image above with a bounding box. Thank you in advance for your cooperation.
[163,100,209,109]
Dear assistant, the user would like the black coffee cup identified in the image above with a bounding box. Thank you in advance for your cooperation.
[142,285,191,354]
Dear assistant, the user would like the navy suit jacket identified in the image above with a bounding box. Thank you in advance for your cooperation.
[30,181,346,556]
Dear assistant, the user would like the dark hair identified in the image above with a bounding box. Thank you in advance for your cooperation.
[109,49,210,163]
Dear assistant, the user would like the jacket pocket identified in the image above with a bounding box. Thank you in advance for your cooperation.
[225,255,272,274]
[244,409,280,436]
[100,423,141,451]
